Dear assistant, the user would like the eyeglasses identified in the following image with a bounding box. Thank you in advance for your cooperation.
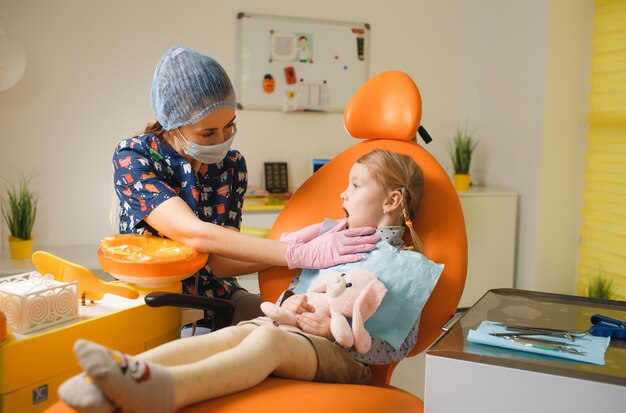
[193,122,237,143]
[224,122,237,140]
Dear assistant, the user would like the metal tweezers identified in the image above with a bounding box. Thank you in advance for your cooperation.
[493,334,587,355]
[488,333,582,347]
[490,323,587,341]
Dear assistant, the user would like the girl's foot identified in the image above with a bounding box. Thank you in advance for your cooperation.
[73,339,174,413]
[57,373,115,413]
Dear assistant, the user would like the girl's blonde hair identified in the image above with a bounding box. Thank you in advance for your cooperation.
[356,149,425,253]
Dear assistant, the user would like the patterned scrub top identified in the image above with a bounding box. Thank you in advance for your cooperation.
[112,132,247,300]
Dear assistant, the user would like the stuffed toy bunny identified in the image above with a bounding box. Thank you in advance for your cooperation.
[260,270,387,354]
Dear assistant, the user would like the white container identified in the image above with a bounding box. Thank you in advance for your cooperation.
[0,271,78,334]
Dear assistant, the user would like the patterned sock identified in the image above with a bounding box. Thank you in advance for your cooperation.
[73,339,174,413]
[57,373,115,413]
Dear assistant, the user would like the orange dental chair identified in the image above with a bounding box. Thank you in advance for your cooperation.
[47,70,467,413]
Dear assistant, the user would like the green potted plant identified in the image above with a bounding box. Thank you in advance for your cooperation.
[448,127,478,191]
[587,272,613,300]
[1,173,37,259]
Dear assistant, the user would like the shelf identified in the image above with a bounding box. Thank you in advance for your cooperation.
[243,194,289,212]
[456,186,517,197]
[0,245,102,277]
[242,204,285,212]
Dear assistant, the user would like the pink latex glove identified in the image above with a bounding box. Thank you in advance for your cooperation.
[279,221,324,243]
[285,219,379,269]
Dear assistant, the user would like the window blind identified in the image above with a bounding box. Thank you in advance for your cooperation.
[578,0,626,299]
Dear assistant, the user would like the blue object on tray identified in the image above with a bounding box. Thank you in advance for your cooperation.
[589,314,626,339]
[468,321,610,365]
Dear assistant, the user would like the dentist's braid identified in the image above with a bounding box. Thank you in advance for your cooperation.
[356,149,424,253]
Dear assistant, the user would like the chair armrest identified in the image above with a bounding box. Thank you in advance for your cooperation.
[144,292,235,331]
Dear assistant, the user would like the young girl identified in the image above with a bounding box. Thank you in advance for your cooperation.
[59,149,443,413]
[114,45,378,327]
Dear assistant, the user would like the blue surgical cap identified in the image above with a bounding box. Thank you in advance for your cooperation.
[151,46,236,130]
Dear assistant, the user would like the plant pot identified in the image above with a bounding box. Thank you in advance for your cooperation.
[453,174,471,191]
[8,236,33,260]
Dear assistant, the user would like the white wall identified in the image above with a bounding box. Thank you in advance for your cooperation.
[535,1,592,294]
[0,1,591,295]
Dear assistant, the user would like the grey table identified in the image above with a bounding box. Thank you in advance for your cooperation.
[425,288,626,413]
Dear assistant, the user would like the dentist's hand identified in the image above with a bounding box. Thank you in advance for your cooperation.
[279,221,325,243]
[285,219,379,269]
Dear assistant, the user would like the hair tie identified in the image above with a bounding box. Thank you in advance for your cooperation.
[405,219,413,229]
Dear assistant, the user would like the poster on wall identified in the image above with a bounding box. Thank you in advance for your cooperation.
[236,12,370,112]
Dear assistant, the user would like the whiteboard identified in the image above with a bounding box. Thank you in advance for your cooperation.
[236,12,370,112]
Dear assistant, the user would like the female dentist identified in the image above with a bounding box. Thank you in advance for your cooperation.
[112,45,378,328]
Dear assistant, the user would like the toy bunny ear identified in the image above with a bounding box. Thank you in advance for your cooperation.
[351,279,387,354]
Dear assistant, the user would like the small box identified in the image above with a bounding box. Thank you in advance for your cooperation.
[264,162,289,193]
[0,272,78,334]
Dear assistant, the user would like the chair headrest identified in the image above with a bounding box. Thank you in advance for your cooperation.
[343,71,422,142]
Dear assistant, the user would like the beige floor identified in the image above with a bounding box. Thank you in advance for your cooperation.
[390,352,426,399]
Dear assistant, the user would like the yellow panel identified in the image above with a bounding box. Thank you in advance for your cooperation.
[578,0,626,300]
[1,366,84,413]
[0,301,182,413]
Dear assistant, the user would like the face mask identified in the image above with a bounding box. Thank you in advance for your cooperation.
[175,128,236,164]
